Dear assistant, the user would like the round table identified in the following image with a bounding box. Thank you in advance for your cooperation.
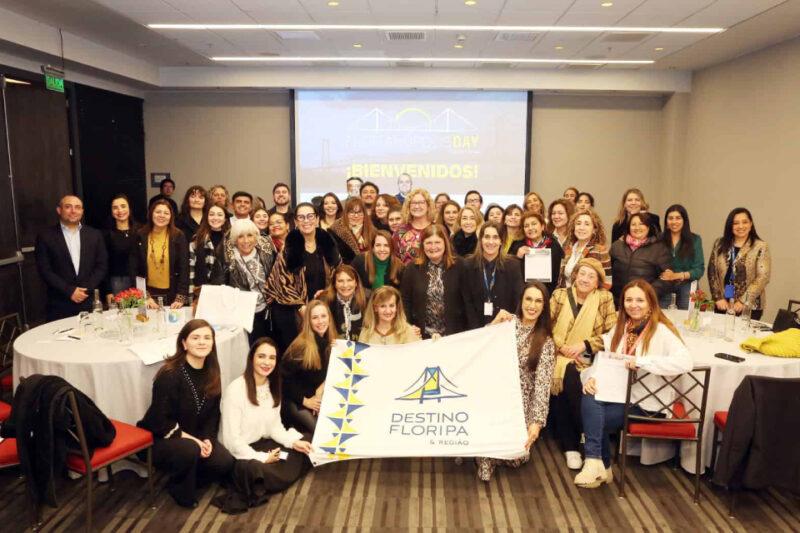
[635,311,800,472]
[12,313,250,425]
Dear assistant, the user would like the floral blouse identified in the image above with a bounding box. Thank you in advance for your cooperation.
[392,224,425,265]
[514,317,556,428]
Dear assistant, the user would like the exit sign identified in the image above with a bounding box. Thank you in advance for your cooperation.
[45,74,64,93]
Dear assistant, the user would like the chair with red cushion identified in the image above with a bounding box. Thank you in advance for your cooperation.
[618,366,711,503]
[0,438,19,468]
[0,400,11,422]
[64,391,154,532]
[710,411,727,475]
[0,313,24,394]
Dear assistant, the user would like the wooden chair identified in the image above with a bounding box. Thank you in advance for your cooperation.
[0,313,24,393]
[618,366,711,503]
[62,391,154,532]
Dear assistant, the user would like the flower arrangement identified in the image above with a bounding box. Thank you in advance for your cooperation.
[689,289,715,311]
[114,288,145,309]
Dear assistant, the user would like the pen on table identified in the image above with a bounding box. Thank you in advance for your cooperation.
[68,335,81,340]
[54,327,71,334]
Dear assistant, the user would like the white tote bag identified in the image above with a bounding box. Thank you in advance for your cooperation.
[195,285,258,332]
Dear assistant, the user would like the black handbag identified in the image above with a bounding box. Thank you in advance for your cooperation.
[772,300,800,332]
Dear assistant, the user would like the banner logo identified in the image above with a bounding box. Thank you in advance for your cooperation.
[396,366,466,404]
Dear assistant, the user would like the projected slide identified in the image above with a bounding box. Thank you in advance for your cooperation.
[294,90,528,206]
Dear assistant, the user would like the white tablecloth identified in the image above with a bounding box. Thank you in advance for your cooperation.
[635,311,800,472]
[12,313,250,425]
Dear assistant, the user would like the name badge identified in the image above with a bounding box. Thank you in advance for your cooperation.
[484,301,494,316]
[724,284,735,299]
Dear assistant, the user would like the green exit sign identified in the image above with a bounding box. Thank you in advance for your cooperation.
[45,74,64,93]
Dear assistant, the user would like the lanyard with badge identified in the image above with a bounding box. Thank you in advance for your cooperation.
[724,247,738,299]
[483,264,496,316]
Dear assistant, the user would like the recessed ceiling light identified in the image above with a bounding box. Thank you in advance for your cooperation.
[465,0,477,5]
[149,24,724,34]
[353,43,362,48]
[327,0,339,6]
[554,45,564,50]
[212,56,653,65]
[654,47,664,51]
[454,43,464,49]
[601,2,614,6]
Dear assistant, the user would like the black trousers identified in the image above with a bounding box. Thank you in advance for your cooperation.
[550,363,584,453]
[152,437,235,506]
[249,435,312,493]
[282,400,318,434]
[248,310,270,346]
[271,303,300,355]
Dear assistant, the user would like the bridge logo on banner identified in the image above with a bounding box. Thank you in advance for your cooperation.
[395,366,467,403]
[310,321,528,466]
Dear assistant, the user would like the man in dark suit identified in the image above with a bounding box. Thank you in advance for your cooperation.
[35,195,108,321]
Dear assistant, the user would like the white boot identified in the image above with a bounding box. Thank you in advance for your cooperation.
[574,458,608,488]
[565,451,583,470]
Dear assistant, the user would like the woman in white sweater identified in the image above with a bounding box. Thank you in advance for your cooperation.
[574,279,693,489]
[219,337,313,492]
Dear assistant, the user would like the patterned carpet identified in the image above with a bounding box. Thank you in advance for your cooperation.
[1,434,798,532]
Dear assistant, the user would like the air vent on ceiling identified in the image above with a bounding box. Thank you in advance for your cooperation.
[385,31,427,41]
[494,32,539,42]
[563,63,604,70]
[275,30,320,40]
[601,32,651,43]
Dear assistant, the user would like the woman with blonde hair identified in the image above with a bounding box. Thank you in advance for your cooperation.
[359,286,421,345]
[393,188,435,264]
[523,192,546,219]
[281,300,337,433]
[575,280,691,488]
[322,264,367,341]
[451,205,484,257]
[611,188,661,243]
[556,209,611,290]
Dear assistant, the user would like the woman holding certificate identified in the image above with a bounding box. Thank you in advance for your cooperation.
[509,211,564,295]
[574,279,692,489]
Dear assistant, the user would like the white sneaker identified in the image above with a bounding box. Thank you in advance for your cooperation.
[565,451,583,470]
[574,458,609,488]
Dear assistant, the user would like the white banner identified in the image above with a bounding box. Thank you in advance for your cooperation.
[310,321,527,465]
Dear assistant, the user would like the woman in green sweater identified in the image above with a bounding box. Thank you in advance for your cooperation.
[658,205,704,309]
[351,230,404,297]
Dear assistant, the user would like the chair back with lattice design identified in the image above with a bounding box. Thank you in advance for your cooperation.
[0,313,23,370]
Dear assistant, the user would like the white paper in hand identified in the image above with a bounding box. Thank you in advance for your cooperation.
[524,249,552,282]
[195,285,258,332]
[592,351,635,404]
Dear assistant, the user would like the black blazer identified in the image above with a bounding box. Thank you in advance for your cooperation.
[400,257,466,338]
[35,224,108,320]
[508,237,564,296]
[130,230,190,305]
[461,256,524,330]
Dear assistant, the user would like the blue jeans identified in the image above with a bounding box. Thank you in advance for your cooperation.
[659,281,692,310]
[581,394,648,468]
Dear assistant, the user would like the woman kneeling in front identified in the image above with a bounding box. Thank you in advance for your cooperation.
[219,337,313,493]
[476,281,556,481]
[138,319,234,507]
[574,279,692,488]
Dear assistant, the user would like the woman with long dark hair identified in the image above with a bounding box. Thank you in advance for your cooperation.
[437,200,461,237]
[547,199,575,248]
[476,282,556,481]
[138,319,234,507]
[658,204,705,309]
[319,192,343,231]
[265,203,341,353]
[219,337,312,493]
[372,193,400,232]
[707,207,771,320]
[502,204,524,253]
[351,230,404,293]
[575,280,691,489]
[281,300,338,433]
[104,193,139,304]
[190,205,230,297]
[321,264,367,341]
[176,185,208,242]
[462,223,523,329]
[329,197,376,264]
[131,198,189,308]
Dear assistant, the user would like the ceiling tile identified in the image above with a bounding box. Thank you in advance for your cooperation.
[679,0,784,27]
[617,0,715,27]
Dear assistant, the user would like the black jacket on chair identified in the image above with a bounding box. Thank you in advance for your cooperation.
[130,230,190,305]
[1,375,116,507]
[400,257,466,338]
[461,256,524,330]
[35,224,108,320]
[713,376,800,491]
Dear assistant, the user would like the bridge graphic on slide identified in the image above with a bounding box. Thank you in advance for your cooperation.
[396,366,466,403]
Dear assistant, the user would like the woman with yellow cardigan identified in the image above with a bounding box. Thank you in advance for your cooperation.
[549,258,616,471]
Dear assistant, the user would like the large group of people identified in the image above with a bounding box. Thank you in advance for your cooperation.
[32,176,773,507]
